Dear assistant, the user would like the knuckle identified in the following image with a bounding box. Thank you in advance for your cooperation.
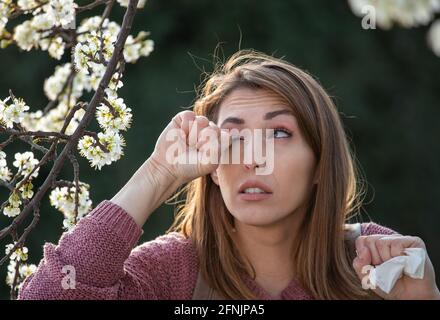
[355,236,366,248]
[391,238,405,249]
[179,110,195,120]
[412,236,426,247]
[196,116,209,126]
[364,236,377,247]
[177,110,193,116]
[375,239,386,250]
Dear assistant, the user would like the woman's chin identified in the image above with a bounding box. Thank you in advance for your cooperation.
[231,210,284,227]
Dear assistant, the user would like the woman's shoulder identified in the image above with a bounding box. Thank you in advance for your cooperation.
[131,231,197,263]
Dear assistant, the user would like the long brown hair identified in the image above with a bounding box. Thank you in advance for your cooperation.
[168,49,375,299]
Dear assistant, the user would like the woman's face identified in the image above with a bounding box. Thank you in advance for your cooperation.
[211,87,317,227]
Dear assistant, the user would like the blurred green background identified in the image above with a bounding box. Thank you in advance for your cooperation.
[1,0,439,299]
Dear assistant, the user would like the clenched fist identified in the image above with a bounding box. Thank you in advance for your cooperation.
[149,110,231,186]
[353,234,440,299]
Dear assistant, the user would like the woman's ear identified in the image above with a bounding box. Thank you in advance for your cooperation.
[210,169,219,186]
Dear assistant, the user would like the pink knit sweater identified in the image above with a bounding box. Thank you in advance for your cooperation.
[17,199,396,300]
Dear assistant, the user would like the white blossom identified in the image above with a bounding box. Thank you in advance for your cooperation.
[3,193,21,219]
[46,0,77,29]
[73,31,115,74]
[47,36,65,60]
[20,110,43,131]
[8,97,30,124]
[96,93,132,133]
[140,39,154,57]
[5,260,16,286]
[123,32,154,63]
[78,131,125,169]
[428,19,440,56]
[117,0,147,9]
[19,264,37,278]
[348,0,440,29]
[13,20,40,51]
[0,150,7,167]
[44,63,73,100]
[77,17,121,42]
[0,96,10,127]
[6,256,36,289]
[0,166,12,181]
[19,180,34,199]
[30,12,55,31]
[23,67,87,133]
[108,72,124,94]
[21,100,82,134]
[0,96,30,128]
[12,151,40,178]
[11,2,73,57]
[3,205,20,218]
[77,16,103,33]
[5,243,28,262]
[123,35,142,63]
[17,0,38,11]
[49,182,92,230]
[74,16,154,69]
[0,0,12,34]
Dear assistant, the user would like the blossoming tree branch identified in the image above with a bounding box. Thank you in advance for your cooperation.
[0,0,153,298]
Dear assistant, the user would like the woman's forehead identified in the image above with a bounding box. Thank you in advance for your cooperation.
[217,87,292,124]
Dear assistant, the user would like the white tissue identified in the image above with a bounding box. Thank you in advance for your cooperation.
[368,247,426,294]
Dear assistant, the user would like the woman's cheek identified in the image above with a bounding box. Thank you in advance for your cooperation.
[275,151,315,197]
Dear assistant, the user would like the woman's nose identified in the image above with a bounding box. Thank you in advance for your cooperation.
[241,134,267,170]
[244,162,258,170]
[243,159,266,170]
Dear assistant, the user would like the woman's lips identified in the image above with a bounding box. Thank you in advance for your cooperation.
[238,179,273,193]
[238,179,273,201]
[238,193,273,201]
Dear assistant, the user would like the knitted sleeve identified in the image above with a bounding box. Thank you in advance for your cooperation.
[17,200,153,299]
[360,221,399,236]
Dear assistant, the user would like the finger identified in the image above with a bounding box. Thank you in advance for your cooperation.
[208,120,220,134]
[175,110,195,136]
[352,246,372,280]
[195,115,210,129]
[390,236,425,257]
[196,121,219,150]
[352,248,391,298]
[188,116,209,147]
[355,235,384,265]
[375,237,393,262]
[219,128,233,160]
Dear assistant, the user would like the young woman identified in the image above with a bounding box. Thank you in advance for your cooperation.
[18,50,439,300]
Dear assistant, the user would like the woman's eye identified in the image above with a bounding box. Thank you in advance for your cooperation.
[228,135,243,148]
[273,128,292,139]
[231,136,245,143]
[228,129,291,147]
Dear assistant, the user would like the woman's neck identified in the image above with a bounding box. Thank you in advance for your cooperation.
[233,210,305,297]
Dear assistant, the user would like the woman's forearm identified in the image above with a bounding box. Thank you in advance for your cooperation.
[111,157,183,227]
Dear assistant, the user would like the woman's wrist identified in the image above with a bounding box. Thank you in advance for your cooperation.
[111,156,182,228]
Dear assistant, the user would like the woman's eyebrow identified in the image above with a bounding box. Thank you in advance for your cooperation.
[220,109,294,127]
[220,117,245,127]
[264,109,294,120]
